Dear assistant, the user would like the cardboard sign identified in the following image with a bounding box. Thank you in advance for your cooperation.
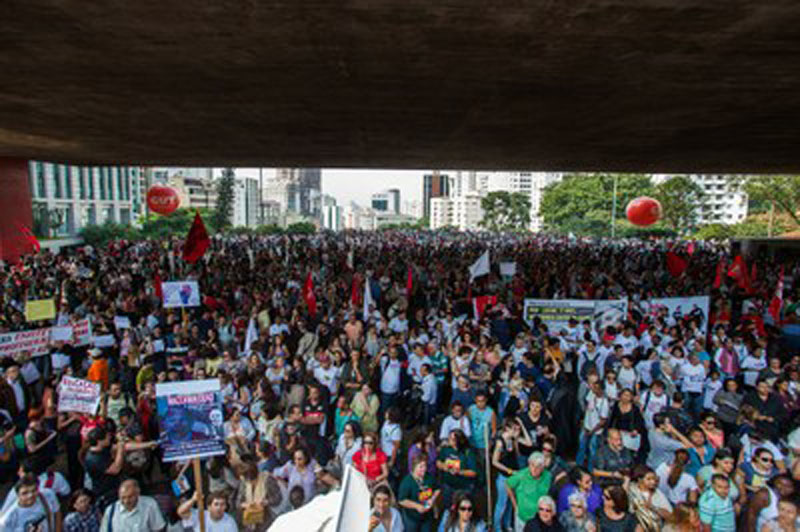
[25,299,56,322]
[58,376,101,415]
[156,379,226,462]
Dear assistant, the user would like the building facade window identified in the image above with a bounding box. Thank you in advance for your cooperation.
[65,166,73,199]
[88,167,95,199]
[53,164,63,198]
[36,163,46,198]
[99,168,107,200]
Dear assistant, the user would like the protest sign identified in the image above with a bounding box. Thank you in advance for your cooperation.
[93,335,115,348]
[523,299,595,333]
[161,281,201,308]
[594,299,629,331]
[643,296,711,334]
[499,262,517,277]
[71,319,92,346]
[0,328,51,358]
[114,316,131,329]
[58,376,101,415]
[156,379,226,462]
[51,326,74,342]
[25,299,56,322]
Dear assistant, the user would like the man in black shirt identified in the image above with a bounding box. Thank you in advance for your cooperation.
[84,427,125,510]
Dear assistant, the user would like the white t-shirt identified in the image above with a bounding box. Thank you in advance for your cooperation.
[740,355,767,387]
[583,394,610,432]
[1,473,70,514]
[0,488,59,532]
[617,335,639,355]
[380,422,402,459]
[703,379,723,411]
[656,462,698,504]
[680,362,706,394]
[182,509,238,532]
[641,390,669,429]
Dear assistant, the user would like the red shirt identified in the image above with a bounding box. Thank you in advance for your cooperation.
[352,448,387,481]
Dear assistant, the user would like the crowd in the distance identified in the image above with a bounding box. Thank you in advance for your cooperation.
[0,231,798,532]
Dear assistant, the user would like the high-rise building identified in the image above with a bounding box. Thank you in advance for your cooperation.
[169,174,218,211]
[423,171,450,219]
[478,171,562,231]
[28,162,140,237]
[232,177,260,227]
[152,167,214,182]
[386,188,401,213]
[371,192,390,212]
[265,168,322,217]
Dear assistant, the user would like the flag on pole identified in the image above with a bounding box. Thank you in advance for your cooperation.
[751,262,757,282]
[473,295,497,320]
[363,277,374,321]
[244,316,258,352]
[303,272,317,316]
[769,266,785,323]
[665,251,688,277]
[153,272,163,300]
[713,258,725,289]
[183,211,211,263]
[16,223,40,253]
[406,265,413,296]
[351,276,359,306]
[727,255,751,292]
[469,250,490,282]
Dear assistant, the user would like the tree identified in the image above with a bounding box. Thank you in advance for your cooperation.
[539,173,654,236]
[733,175,800,227]
[213,167,236,231]
[652,175,707,232]
[479,191,531,232]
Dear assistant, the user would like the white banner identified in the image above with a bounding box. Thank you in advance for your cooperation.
[642,296,711,334]
[58,376,101,415]
[523,299,595,333]
[594,299,629,331]
[499,262,517,277]
[0,328,51,358]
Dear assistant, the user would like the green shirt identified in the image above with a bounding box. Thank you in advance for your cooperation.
[698,488,736,532]
[430,351,449,384]
[439,447,477,491]
[506,468,552,523]
[398,473,436,522]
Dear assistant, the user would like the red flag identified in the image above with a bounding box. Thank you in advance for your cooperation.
[183,212,210,263]
[769,266,785,322]
[351,277,359,306]
[686,241,696,256]
[153,272,163,300]
[16,223,40,253]
[303,272,317,316]
[473,295,497,320]
[713,259,725,289]
[727,255,751,291]
[406,265,413,296]
[751,262,757,282]
[665,252,688,277]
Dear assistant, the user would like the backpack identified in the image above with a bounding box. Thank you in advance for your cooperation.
[580,351,599,381]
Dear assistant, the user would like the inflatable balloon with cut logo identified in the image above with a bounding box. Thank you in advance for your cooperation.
[146,185,181,215]
[626,196,662,227]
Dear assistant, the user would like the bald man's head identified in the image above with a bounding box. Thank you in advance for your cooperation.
[119,479,140,511]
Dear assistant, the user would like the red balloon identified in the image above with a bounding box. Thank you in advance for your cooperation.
[146,185,180,215]
[626,196,661,226]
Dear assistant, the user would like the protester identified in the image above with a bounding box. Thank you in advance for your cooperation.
[370,484,404,532]
[100,479,165,532]
[437,491,488,532]
[0,230,796,531]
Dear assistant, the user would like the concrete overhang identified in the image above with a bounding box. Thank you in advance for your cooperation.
[2,1,800,172]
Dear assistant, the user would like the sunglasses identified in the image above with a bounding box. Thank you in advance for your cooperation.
[459,506,473,512]
[538,507,553,513]
[542,447,554,453]
[364,440,375,445]
[760,456,773,463]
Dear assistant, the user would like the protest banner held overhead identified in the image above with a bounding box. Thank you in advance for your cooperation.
[24,299,56,322]
[161,280,201,308]
[58,376,101,415]
[642,296,711,334]
[156,379,226,462]
[523,299,596,333]
[0,328,51,358]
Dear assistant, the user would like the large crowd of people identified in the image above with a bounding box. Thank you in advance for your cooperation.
[0,231,798,532]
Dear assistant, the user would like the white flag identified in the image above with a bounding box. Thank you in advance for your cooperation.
[244,316,258,352]
[363,277,374,322]
[469,250,490,282]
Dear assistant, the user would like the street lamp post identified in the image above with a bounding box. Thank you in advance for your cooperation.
[610,174,619,238]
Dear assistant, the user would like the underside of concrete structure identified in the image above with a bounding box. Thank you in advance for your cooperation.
[2,1,800,172]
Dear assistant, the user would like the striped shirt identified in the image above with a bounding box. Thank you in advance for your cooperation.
[699,489,736,532]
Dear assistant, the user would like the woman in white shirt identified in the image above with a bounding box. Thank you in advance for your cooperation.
[369,485,404,532]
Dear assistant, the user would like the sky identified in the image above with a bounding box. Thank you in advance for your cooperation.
[230,168,425,207]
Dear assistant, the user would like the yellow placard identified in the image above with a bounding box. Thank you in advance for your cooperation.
[25,299,56,322]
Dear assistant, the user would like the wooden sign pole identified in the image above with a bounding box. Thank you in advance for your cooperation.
[193,458,206,532]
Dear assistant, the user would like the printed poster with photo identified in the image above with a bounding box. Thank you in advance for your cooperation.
[156,379,226,462]
[161,281,201,308]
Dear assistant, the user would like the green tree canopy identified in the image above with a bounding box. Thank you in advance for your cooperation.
[733,175,800,227]
[212,168,235,230]
[653,175,707,232]
[539,173,653,236]
[479,191,531,232]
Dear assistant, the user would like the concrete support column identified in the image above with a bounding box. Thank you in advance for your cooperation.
[0,157,34,263]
